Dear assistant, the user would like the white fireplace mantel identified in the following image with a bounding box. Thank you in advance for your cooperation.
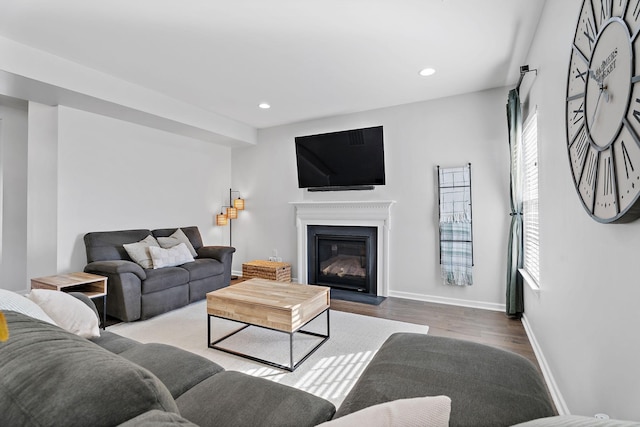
[290,200,395,297]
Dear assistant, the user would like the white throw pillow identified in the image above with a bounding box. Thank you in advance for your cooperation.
[149,243,195,269]
[123,235,160,269]
[26,289,100,338]
[157,228,197,257]
[0,289,57,325]
[318,396,451,427]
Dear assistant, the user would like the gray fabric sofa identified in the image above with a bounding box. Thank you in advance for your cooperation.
[1,310,335,427]
[83,226,234,322]
[0,292,560,426]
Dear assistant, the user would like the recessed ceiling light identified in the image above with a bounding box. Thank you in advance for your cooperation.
[419,68,436,77]
[258,103,271,109]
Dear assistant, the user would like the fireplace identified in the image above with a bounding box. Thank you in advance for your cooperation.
[307,225,377,295]
[291,200,395,297]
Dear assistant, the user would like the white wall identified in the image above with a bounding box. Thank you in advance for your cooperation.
[520,0,640,420]
[0,103,232,291]
[0,98,28,292]
[232,87,510,309]
[26,102,58,283]
[55,106,232,273]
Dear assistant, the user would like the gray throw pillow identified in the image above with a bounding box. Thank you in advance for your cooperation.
[123,235,160,269]
[157,228,197,257]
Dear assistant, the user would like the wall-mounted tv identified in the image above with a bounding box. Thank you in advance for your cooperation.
[294,126,385,191]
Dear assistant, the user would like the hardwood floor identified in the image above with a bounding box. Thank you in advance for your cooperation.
[330,296,539,369]
[233,277,539,370]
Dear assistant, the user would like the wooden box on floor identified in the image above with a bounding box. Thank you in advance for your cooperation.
[242,260,291,282]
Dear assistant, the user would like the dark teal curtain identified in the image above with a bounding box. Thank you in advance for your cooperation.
[506,89,524,318]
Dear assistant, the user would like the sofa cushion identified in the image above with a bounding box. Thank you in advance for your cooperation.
[84,229,152,263]
[149,244,195,269]
[124,235,161,269]
[0,312,178,426]
[91,330,140,354]
[176,371,335,427]
[335,333,555,426]
[180,258,225,281]
[26,289,100,338]
[118,343,224,399]
[142,267,190,294]
[118,409,199,426]
[156,228,198,257]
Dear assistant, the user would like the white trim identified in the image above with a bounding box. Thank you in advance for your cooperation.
[389,290,505,312]
[522,313,570,415]
[519,268,540,292]
[291,200,395,297]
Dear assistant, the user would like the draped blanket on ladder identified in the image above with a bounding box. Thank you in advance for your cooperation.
[438,165,473,286]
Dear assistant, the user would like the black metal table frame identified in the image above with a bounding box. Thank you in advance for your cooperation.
[207,308,330,372]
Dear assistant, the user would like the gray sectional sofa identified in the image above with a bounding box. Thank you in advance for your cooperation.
[83,226,234,322]
[0,294,562,427]
[1,310,334,427]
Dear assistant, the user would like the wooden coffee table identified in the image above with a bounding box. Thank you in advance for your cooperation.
[206,278,330,371]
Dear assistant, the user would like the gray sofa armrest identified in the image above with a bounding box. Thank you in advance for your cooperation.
[197,246,235,285]
[68,292,100,320]
[335,333,556,425]
[196,246,235,262]
[85,261,145,322]
[85,260,146,280]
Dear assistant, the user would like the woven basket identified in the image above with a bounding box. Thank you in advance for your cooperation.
[242,260,291,282]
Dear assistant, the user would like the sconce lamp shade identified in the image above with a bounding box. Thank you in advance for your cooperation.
[233,197,245,210]
[216,212,228,226]
[226,206,238,219]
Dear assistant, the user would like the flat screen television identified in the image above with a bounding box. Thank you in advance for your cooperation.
[294,126,385,191]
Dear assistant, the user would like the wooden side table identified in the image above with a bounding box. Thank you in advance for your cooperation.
[31,272,108,329]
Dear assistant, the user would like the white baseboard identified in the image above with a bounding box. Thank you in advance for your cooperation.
[388,290,505,312]
[521,313,569,415]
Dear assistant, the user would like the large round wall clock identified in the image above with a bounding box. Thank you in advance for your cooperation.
[566,0,640,223]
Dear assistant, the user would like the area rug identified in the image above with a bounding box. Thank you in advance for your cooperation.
[109,300,428,407]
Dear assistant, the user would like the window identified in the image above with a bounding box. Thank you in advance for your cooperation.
[521,112,539,288]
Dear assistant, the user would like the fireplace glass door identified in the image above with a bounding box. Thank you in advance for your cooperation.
[318,236,367,289]
[307,225,377,295]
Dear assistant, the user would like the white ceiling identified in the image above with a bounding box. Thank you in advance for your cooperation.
[0,0,546,129]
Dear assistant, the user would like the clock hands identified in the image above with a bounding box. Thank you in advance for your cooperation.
[588,69,610,126]
[591,85,607,125]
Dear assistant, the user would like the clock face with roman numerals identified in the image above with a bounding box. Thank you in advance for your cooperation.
[566,0,640,223]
